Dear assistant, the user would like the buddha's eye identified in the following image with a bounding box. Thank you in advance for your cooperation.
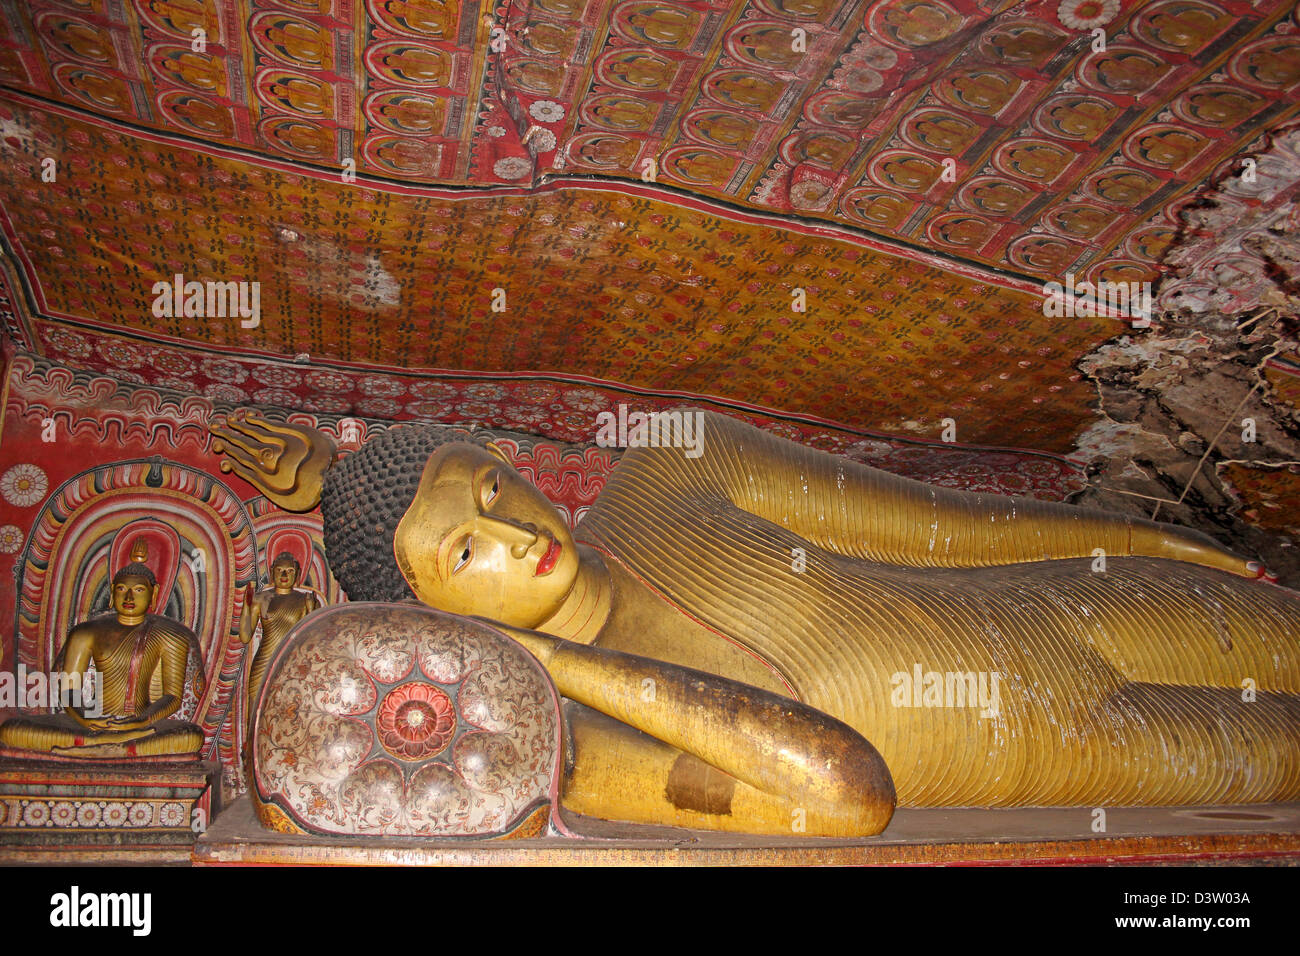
[483,473,500,507]
[453,537,474,573]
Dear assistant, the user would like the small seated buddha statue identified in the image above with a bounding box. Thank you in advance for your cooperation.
[238,551,320,717]
[0,541,205,759]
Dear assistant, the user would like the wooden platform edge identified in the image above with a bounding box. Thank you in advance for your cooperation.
[191,799,1300,866]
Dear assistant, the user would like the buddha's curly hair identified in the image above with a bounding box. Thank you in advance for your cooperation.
[320,424,488,602]
[113,562,157,587]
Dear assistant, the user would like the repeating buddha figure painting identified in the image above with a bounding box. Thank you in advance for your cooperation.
[1081,48,1171,96]
[928,213,993,250]
[506,57,564,95]
[663,146,738,186]
[978,19,1065,66]
[725,23,806,72]
[681,109,757,152]
[611,2,702,51]
[901,111,981,156]
[1230,38,1300,90]
[138,0,222,41]
[780,130,856,170]
[148,46,226,96]
[753,0,842,21]
[994,139,1073,184]
[1008,233,1078,273]
[1032,95,1119,142]
[368,0,455,40]
[371,43,455,86]
[869,152,943,194]
[251,13,333,72]
[1043,203,1112,241]
[934,70,1021,116]
[806,92,881,129]
[569,132,641,170]
[871,0,964,48]
[365,90,444,134]
[581,94,660,133]
[596,49,678,92]
[1125,126,1208,172]
[1173,86,1264,129]
[163,92,235,137]
[516,19,578,58]
[54,65,133,115]
[260,116,333,158]
[958,177,1031,217]
[259,72,335,119]
[37,14,118,67]
[842,188,911,229]
[1132,0,1233,55]
[1085,166,1163,206]
[701,71,788,112]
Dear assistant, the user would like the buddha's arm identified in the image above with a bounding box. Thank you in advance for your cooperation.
[653,411,1254,576]
[238,585,261,644]
[59,631,111,730]
[489,623,895,837]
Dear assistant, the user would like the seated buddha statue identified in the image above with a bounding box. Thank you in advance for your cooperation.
[0,541,205,759]
[238,551,320,719]
[211,411,1300,836]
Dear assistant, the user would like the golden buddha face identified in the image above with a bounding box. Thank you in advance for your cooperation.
[394,443,579,628]
[112,574,155,624]
[271,558,300,591]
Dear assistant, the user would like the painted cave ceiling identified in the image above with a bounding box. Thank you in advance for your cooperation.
[0,0,1297,455]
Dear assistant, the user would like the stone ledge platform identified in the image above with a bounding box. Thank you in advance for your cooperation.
[190,797,1300,866]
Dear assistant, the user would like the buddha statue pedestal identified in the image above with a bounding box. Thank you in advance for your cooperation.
[0,756,220,861]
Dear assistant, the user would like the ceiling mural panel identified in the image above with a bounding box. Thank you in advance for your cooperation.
[0,98,1116,449]
[0,0,1296,456]
[0,0,1295,285]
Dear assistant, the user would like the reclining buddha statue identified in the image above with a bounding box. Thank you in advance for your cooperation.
[0,540,205,759]
[211,410,1300,837]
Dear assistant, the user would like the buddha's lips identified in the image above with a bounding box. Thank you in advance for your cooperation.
[535,538,561,576]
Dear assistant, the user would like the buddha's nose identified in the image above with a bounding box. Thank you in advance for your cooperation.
[510,522,540,559]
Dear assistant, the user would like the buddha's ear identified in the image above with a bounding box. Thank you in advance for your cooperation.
[484,441,511,464]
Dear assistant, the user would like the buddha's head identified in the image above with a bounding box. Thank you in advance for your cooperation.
[270,552,301,592]
[319,425,577,626]
[394,442,579,628]
[111,563,156,625]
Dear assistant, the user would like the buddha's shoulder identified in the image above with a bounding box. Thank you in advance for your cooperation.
[142,615,200,644]
[64,615,118,642]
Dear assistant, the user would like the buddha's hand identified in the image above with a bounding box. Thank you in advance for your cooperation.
[76,715,118,733]
[209,412,337,512]
[103,713,150,730]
